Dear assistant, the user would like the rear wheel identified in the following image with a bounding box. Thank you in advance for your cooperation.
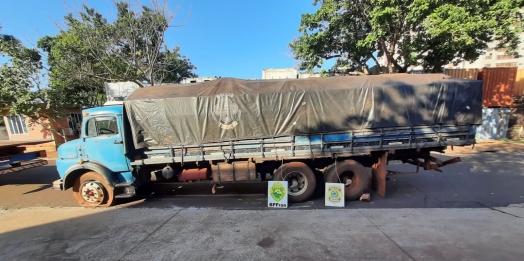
[273,162,316,203]
[72,172,115,207]
[324,160,370,201]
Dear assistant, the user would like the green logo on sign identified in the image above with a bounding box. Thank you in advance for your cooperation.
[270,182,286,202]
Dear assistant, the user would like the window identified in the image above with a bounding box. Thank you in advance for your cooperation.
[68,113,82,130]
[85,116,119,137]
[496,62,518,67]
[497,55,517,60]
[485,56,492,59]
[485,64,491,68]
[6,115,28,135]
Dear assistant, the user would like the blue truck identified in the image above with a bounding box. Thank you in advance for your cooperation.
[54,74,482,207]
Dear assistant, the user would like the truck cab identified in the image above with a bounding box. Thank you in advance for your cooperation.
[55,105,135,207]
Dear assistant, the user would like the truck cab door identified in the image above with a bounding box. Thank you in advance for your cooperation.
[83,115,130,172]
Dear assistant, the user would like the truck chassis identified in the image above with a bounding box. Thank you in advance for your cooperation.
[124,124,473,203]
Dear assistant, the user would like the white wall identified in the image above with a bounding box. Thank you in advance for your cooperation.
[181,77,218,84]
[104,82,141,102]
[262,68,297,79]
[0,126,9,140]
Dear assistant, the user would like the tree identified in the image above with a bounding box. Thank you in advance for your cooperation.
[38,33,108,109]
[290,0,524,74]
[0,25,43,115]
[0,26,73,140]
[40,0,197,88]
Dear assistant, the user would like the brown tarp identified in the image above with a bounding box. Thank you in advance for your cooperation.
[124,74,483,148]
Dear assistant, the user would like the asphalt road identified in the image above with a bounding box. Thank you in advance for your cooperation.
[1,147,524,210]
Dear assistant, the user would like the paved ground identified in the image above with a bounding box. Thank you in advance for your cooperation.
[1,142,524,210]
[0,205,523,260]
[1,142,524,260]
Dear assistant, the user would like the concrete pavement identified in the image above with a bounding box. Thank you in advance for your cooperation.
[0,205,523,261]
[2,146,524,210]
[1,142,524,260]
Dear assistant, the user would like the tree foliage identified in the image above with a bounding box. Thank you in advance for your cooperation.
[39,1,197,88]
[290,0,524,73]
[0,25,74,138]
[1,1,197,139]
[0,25,45,116]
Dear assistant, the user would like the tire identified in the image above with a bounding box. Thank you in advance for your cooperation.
[273,162,316,203]
[72,171,115,207]
[324,160,370,201]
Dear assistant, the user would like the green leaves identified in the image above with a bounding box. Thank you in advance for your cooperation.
[1,2,198,136]
[0,27,43,114]
[290,0,524,74]
[40,1,196,88]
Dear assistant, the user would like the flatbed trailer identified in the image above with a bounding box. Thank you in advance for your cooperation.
[133,124,472,197]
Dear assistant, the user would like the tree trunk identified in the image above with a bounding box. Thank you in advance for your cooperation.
[45,116,69,143]
[362,66,370,75]
[369,55,383,75]
[387,62,394,74]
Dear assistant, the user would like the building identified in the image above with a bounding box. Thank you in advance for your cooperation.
[181,76,219,84]
[262,68,324,79]
[0,126,8,140]
[262,68,297,79]
[104,81,141,102]
[376,33,524,72]
[1,107,82,146]
[298,72,322,78]
[447,42,524,69]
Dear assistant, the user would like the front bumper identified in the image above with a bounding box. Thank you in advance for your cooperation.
[53,179,63,190]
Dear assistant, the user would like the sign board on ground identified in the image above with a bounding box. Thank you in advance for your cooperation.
[268,181,288,208]
[325,183,345,207]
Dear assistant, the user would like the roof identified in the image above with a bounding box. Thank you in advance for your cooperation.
[84,105,123,116]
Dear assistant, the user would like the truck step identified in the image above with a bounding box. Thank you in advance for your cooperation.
[114,182,136,199]
[53,179,63,190]
[114,181,133,187]
[115,192,136,199]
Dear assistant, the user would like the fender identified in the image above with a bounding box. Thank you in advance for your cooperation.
[63,162,117,191]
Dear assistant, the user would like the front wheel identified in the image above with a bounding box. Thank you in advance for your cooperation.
[273,162,316,203]
[72,172,115,207]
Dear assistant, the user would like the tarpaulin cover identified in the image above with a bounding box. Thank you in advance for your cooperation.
[124,74,483,148]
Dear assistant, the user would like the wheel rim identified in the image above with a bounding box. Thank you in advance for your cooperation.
[339,171,360,191]
[81,181,105,204]
[283,171,308,196]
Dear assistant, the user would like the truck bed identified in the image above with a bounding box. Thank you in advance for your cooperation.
[125,75,483,149]
[131,124,476,166]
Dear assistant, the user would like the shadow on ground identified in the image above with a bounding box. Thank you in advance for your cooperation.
[1,152,524,210]
[122,150,524,210]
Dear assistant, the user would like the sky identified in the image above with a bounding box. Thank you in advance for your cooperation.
[0,0,333,79]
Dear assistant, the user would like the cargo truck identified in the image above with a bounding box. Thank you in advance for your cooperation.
[53,74,482,207]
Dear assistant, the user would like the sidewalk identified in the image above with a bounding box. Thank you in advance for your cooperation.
[0,205,523,261]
